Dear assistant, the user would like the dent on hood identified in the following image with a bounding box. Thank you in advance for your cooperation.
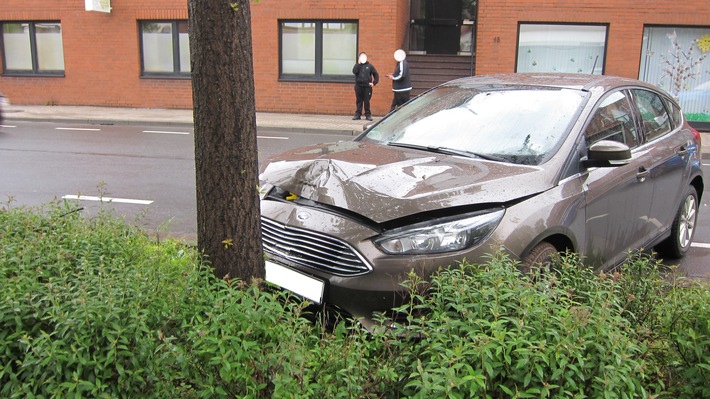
[260,142,548,223]
[261,157,377,206]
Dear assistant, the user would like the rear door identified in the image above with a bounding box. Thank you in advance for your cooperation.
[630,89,693,236]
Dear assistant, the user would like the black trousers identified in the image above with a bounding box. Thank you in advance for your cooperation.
[354,85,373,117]
[390,90,411,111]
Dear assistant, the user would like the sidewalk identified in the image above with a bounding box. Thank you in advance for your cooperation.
[4,104,710,156]
[4,104,369,136]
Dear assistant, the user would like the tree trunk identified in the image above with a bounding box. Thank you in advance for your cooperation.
[187,0,263,281]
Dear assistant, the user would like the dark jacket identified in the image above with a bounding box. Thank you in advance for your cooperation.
[391,60,412,92]
[353,62,379,87]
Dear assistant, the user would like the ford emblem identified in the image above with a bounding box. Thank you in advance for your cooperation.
[296,211,311,222]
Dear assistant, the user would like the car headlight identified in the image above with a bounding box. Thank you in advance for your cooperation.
[374,209,505,255]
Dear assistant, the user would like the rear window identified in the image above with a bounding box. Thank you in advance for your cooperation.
[632,89,673,142]
[664,97,683,130]
[360,86,587,165]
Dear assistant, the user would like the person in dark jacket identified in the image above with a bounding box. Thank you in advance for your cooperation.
[352,52,379,121]
[386,49,412,111]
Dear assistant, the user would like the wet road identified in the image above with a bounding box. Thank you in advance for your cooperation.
[1,120,708,279]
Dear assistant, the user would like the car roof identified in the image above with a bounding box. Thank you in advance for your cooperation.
[441,73,663,93]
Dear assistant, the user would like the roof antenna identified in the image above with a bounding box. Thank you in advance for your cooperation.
[590,55,599,74]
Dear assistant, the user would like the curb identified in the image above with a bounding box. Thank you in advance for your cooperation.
[5,115,193,129]
[4,109,709,150]
[3,109,360,136]
[5,115,358,135]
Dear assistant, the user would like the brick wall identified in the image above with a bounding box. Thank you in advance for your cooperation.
[0,0,192,109]
[250,0,407,116]
[476,0,710,78]
[0,0,407,115]
[2,0,707,114]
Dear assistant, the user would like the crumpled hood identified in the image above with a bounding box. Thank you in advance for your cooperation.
[259,141,551,223]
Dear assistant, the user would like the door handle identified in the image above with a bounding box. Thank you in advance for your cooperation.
[637,167,649,182]
[676,145,689,156]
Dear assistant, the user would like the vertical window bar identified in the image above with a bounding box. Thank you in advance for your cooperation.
[172,21,180,73]
[314,23,323,77]
[29,23,39,72]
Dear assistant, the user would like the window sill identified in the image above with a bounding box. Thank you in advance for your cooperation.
[140,74,191,80]
[2,72,65,77]
[278,76,352,84]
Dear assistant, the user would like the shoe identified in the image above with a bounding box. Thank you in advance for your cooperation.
[365,116,373,121]
[352,115,361,120]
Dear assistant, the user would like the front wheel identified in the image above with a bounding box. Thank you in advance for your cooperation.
[520,241,558,274]
[657,186,698,259]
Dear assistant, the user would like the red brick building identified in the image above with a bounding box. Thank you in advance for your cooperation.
[1,0,709,122]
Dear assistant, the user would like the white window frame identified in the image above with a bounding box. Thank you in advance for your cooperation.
[516,23,608,75]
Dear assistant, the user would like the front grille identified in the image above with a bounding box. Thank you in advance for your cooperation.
[261,217,372,276]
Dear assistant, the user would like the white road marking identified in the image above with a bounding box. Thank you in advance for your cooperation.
[257,135,289,140]
[140,132,287,138]
[62,195,153,205]
[691,242,710,249]
[143,130,191,135]
[56,127,101,131]
[0,124,16,128]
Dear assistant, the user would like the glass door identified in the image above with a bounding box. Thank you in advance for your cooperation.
[410,0,475,55]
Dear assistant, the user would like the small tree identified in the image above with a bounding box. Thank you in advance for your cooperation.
[188,0,263,281]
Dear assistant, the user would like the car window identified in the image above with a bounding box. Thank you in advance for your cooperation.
[631,89,672,142]
[584,90,639,148]
[360,86,587,165]
[663,97,683,130]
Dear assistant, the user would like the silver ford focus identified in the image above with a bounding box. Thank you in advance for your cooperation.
[259,73,704,326]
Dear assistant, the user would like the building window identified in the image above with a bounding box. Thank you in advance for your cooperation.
[1,21,65,75]
[516,23,608,75]
[140,21,190,77]
[639,26,710,123]
[279,21,357,81]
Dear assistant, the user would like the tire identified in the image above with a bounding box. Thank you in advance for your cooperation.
[657,186,698,259]
[520,241,558,274]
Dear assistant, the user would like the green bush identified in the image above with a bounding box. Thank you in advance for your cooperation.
[383,254,649,398]
[1,201,707,398]
[0,201,212,397]
[0,201,386,398]
[608,254,710,399]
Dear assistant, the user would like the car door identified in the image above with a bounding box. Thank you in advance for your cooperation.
[581,90,656,268]
[629,89,691,235]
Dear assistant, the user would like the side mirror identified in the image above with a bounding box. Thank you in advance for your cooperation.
[583,140,632,168]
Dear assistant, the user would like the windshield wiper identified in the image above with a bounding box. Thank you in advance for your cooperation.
[386,141,506,162]
[434,147,507,162]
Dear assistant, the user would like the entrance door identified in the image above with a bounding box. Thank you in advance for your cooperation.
[410,0,472,55]
[424,0,461,54]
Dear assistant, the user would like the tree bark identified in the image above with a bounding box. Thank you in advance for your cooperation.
[188,0,263,281]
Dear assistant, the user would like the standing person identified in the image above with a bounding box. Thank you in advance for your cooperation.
[386,49,412,111]
[352,52,379,121]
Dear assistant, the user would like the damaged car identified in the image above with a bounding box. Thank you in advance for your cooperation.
[259,73,704,326]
